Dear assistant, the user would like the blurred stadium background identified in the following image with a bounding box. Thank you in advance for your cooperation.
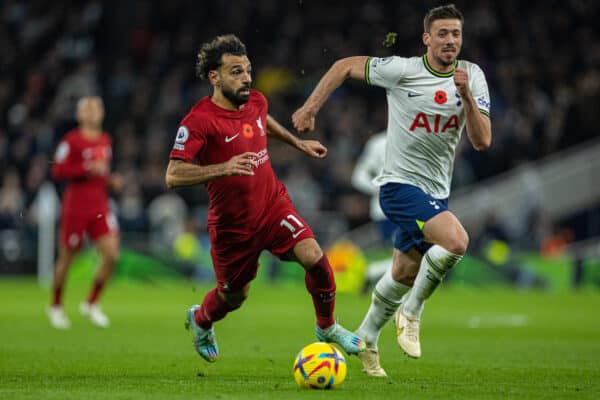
[1,0,599,289]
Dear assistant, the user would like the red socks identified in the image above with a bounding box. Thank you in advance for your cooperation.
[305,255,336,328]
[194,288,239,330]
[52,286,63,306]
[194,256,337,330]
[87,280,105,304]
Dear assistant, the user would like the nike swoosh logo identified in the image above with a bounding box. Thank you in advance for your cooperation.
[292,228,307,239]
[408,92,423,97]
[224,133,239,143]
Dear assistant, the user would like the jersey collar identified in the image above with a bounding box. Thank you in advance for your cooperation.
[422,54,457,78]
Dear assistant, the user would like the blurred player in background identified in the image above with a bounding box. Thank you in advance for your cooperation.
[48,96,122,329]
[165,34,365,363]
[294,4,491,375]
[351,131,396,286]
[351,131,393,244]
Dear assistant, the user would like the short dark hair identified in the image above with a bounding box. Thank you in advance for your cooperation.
[195,34,247,80]
[423,4,464,33]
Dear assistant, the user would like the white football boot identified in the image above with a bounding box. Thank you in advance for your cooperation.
[48,305,71,329]
[80,302,110,328]
[395,306,421,358]
[357,348,388,377]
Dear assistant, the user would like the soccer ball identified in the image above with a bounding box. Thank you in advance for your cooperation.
[292,342,347,389]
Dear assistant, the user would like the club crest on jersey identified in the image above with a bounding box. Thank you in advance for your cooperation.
[256,117,265,136]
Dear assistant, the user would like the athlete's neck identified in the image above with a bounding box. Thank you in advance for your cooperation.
[211,91,244,111]
[425,52,455,74]
[80,126,102,138]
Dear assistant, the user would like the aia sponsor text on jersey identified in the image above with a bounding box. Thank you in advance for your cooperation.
[409,112,459,135]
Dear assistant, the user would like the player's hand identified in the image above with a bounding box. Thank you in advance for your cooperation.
[85,160,109,176]
[108,173,124,192]
[292,106,316,133]
[222,152,258,177]
[298,140,327,159]
[454,68,471,98]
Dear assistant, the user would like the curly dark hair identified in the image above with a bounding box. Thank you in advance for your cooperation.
[195,34,247,80]
[423,4,464,33]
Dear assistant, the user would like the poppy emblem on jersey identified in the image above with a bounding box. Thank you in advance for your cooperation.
[434,90,447,105]
[242,123,254,139]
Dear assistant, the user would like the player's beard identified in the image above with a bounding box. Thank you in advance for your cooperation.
[222,84,251,107]
[436,47,458,67]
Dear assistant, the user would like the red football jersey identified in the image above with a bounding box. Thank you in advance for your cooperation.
[169,90,280,231]
[51,129,111,214]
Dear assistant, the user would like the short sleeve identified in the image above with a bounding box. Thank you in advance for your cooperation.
[54,140,70,163]
[365,56,408,89]
[470,64,491,117]
[169,120,206,163]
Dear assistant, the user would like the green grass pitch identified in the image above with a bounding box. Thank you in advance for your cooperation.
[1,278,599,399]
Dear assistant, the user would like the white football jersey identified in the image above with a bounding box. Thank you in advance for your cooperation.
[367,55,490,199]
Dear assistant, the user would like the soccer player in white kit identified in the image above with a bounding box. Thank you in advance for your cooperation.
[293,4,491,377]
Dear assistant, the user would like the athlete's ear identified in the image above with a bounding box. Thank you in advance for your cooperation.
[208,70,219,86]
[422,32,430,47]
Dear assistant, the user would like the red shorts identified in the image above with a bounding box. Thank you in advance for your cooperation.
[208,196,314,292]
[59,209,119,250]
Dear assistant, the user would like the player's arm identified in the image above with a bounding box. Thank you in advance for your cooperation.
[266,114,327,159]
[51,140,103,180]
[351,159,377,195]
[293,56,369,132]
[51,158,88,180]
[165,154,257,189]
[454,69,492,151]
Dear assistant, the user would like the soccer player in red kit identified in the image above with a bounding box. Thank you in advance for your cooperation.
[48,96,121,329]
[166,34,365,362]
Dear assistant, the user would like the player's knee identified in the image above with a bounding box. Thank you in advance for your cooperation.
[58,245,78,262]
[221,290,248,310]
[445,231,469,255]
[104,250,119,267]
[291,239,324,268]
[300,248,324,269]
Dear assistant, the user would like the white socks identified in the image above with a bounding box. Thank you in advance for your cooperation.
[402,245,462,319]
[356,268,410,349]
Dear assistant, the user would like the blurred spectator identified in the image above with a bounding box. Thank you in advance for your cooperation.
[0,169,25,229]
